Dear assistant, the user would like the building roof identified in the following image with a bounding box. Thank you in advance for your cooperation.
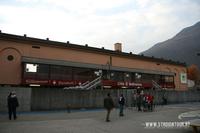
[0,32,186,66]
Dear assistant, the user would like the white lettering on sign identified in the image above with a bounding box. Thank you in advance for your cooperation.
[117,82,142,87]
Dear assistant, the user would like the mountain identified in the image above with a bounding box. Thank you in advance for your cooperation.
[141,22,200,68]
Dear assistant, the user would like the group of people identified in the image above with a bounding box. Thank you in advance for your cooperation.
[7,91,154,122]
[103,93,125,122]
[103,91,154,122]
[135,91,154,112]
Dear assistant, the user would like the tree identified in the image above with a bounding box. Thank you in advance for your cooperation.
[187,64,200,83]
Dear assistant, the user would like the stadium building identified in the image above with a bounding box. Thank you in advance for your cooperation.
[0,32,188,90]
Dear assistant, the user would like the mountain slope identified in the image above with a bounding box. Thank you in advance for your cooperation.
[141,22,200,68]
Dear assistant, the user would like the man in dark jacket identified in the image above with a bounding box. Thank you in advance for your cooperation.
[104,93,114,122]
[7,91,19,120]
[136,92,142,111]
[118,94,125,116]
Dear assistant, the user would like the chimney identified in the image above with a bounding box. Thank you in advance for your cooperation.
[114,43,122,52]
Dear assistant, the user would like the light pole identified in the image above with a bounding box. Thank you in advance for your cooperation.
[106,61,111,80]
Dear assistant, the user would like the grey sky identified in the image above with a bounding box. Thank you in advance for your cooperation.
[0,0,200,53]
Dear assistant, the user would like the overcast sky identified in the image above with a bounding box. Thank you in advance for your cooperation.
[0,0,200,54]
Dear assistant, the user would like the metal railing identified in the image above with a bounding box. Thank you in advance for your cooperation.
[152,80,162,90]
[63,76,102,90]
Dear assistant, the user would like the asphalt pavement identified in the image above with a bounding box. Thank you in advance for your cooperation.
[0,102,200,133]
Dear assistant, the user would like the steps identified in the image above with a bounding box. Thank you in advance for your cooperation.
[63,76,102,90]
[152,80,162,90]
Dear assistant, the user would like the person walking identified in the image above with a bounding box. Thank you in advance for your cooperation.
[7,91,19,120]
[136,91,142,111]
[104,93,114,122]
[146,93,154,111]
[118,94,125,116]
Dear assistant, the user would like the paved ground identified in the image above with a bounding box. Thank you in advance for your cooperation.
[0,103,200,133]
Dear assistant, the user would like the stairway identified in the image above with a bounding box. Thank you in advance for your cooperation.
[152,80,162,90]
[63,76,102,90]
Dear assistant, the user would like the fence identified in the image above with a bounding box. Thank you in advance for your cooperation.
[0,87,200,111]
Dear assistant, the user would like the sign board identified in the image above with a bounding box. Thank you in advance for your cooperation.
[180,73,187,84]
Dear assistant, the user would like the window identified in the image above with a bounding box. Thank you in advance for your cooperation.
[141,74,155,82]
[165,76,174,83]
[135,73,142,82]
[124,72,131,81]
[94,70,102,76]
[26,64,38,72]
[159,75,174,83]
[102,70,108,80]
[73,67,96,81]
[36,64,49,80]
[24,63,38,79]
[50,65,60,80]
[7,55,14,61]
[110,71,124,81]
[60,66,72,80]
[50,65,72,80]
[24,63,49,80]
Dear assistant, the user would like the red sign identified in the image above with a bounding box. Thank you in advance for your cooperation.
[23,79,87,86]
[57,81,74,86]
[22,78,174,89]
[24,79,49,84]
[117,81,142,87]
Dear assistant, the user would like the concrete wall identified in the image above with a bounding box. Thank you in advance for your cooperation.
[31,87,200,111]
[1,87,199,111]
[31,88,119,110]
[0,87,31,112]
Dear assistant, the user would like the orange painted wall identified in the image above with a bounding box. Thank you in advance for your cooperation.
[0,47,22,84]
[112,57,187,90]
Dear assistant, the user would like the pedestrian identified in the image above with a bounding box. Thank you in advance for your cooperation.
[162,95,167,105]
[118,94,125,116]
[104,93,114,122]
[7,91,19,120]
[136,92,142,111]
[142,93,147,112]
[149,94,154,111]
[132,91,137,108]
